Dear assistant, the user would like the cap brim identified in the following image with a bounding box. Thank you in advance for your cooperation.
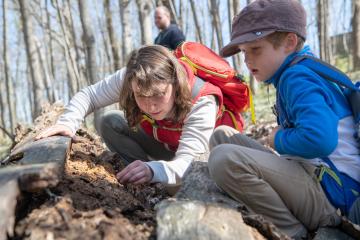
[220,30,275,57]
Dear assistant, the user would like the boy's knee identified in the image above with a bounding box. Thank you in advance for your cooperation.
[210,125,237,149]
[208,144,233,185]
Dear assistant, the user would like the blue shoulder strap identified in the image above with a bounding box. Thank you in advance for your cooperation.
[290,55,359,91]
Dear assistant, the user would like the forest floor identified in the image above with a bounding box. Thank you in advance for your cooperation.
[3,101,277,240]
[11,128,170,240]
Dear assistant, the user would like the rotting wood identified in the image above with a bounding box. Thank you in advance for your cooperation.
[0,135,71,240]
[9,136,71,165]
[0,180,19,240]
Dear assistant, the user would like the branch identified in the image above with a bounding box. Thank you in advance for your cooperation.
[0,125,15,142]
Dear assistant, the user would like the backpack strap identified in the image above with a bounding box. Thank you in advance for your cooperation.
[191,76,206,99]
[290,55,359,91]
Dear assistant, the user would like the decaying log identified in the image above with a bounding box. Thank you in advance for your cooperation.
[0,135,71,240]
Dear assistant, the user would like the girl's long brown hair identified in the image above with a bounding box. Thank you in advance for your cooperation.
[119,45,192,127]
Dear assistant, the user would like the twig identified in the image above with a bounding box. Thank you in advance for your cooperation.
[0,125,15,142]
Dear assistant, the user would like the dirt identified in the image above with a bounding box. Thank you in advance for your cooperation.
[9,103,276,240]
[10,104,169,240]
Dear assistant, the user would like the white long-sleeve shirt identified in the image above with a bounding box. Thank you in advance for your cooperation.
[57,68,218,185]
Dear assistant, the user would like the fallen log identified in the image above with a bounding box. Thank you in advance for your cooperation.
[0,136,71,240]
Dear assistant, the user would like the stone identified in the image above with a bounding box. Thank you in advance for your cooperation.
[156,199,264,240]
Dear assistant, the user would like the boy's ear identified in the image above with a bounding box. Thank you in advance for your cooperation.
[285,33,298,53]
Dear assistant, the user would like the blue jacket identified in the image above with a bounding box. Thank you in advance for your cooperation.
[266,46,353,159]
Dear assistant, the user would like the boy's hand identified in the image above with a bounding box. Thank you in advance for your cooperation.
[267,126,280,149]
[116,160,153,185]
[35,124,74,140]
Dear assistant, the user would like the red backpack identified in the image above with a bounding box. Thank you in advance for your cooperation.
[174,41,254,131]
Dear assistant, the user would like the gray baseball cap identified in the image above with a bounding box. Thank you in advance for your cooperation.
[220,0,307,57]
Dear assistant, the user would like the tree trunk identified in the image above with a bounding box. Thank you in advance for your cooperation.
[65,0,85,88]
[19,0,45,119]
[44,0,56,102]
[104,0,122,71]
[317,0,333,63]
[246,0,257,95]
[189,0,203,43]
[136,0,153,45]
[209,0,223,51]
[54,0,80,96]
[2,0,16,134]
[95,1,112,74]
[0,80,6,135]
[227,0,243,73]
[120,0,133,60]
[353,0,360,70]
[78,0,102,132]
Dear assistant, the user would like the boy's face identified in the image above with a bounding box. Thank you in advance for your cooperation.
[239,37,290,82]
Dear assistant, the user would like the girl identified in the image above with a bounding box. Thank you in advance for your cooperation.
[36,45,234,186]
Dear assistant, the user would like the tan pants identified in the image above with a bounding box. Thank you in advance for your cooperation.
[208,126,340,238]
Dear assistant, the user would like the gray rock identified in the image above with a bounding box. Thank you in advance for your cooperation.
[175,161,245,210]
[156,199,264,240]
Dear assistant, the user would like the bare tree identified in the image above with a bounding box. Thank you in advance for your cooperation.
[189,0,203,43]
[209,0,223,51]
[78,0,103,131]
[353,0,360,70]
[19,0,45,118]
[136,0,153,45]
[104,0,122,71]
[54,0,81,96]
[227,0,243,73]
[317,0,333,63]
[120,0,133,61]
[3,0,16,133]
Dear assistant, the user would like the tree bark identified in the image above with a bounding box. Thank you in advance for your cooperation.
[104,0,122,71]
[227,0,243,73]
[78,0,103,132]
[54,0,80,96]
[120,0,133,60]
[352,0,360,70]
[317,0,333,63]
[19,0,45,119]
[189,0,203,43]
[246,0,257,95]
[209,0,223,51]
[2,0,16,134]
[136,0,153,45]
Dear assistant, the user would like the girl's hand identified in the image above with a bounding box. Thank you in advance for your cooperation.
[116,160,154,185]
[35,124,74,140]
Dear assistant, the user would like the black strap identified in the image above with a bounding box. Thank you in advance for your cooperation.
[290,55,359,91]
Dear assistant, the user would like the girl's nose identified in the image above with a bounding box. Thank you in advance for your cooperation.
[145,98,157,111]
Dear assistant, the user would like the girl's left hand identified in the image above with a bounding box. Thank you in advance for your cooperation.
[116,160,153,185]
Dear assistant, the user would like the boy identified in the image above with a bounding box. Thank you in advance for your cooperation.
[208,0,360,239]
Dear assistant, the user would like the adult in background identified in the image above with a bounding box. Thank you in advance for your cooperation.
[154,6,185,50]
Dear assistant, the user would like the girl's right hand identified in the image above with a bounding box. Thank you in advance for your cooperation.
[35,124,74,140]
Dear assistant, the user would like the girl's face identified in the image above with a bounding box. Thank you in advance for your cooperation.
[132,81,175,120]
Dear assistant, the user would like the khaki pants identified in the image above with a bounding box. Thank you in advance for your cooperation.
[99,110,175,163]
[208,125,340,238]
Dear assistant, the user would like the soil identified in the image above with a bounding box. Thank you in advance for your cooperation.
[9,104,276,240]
[10,104,169,240]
